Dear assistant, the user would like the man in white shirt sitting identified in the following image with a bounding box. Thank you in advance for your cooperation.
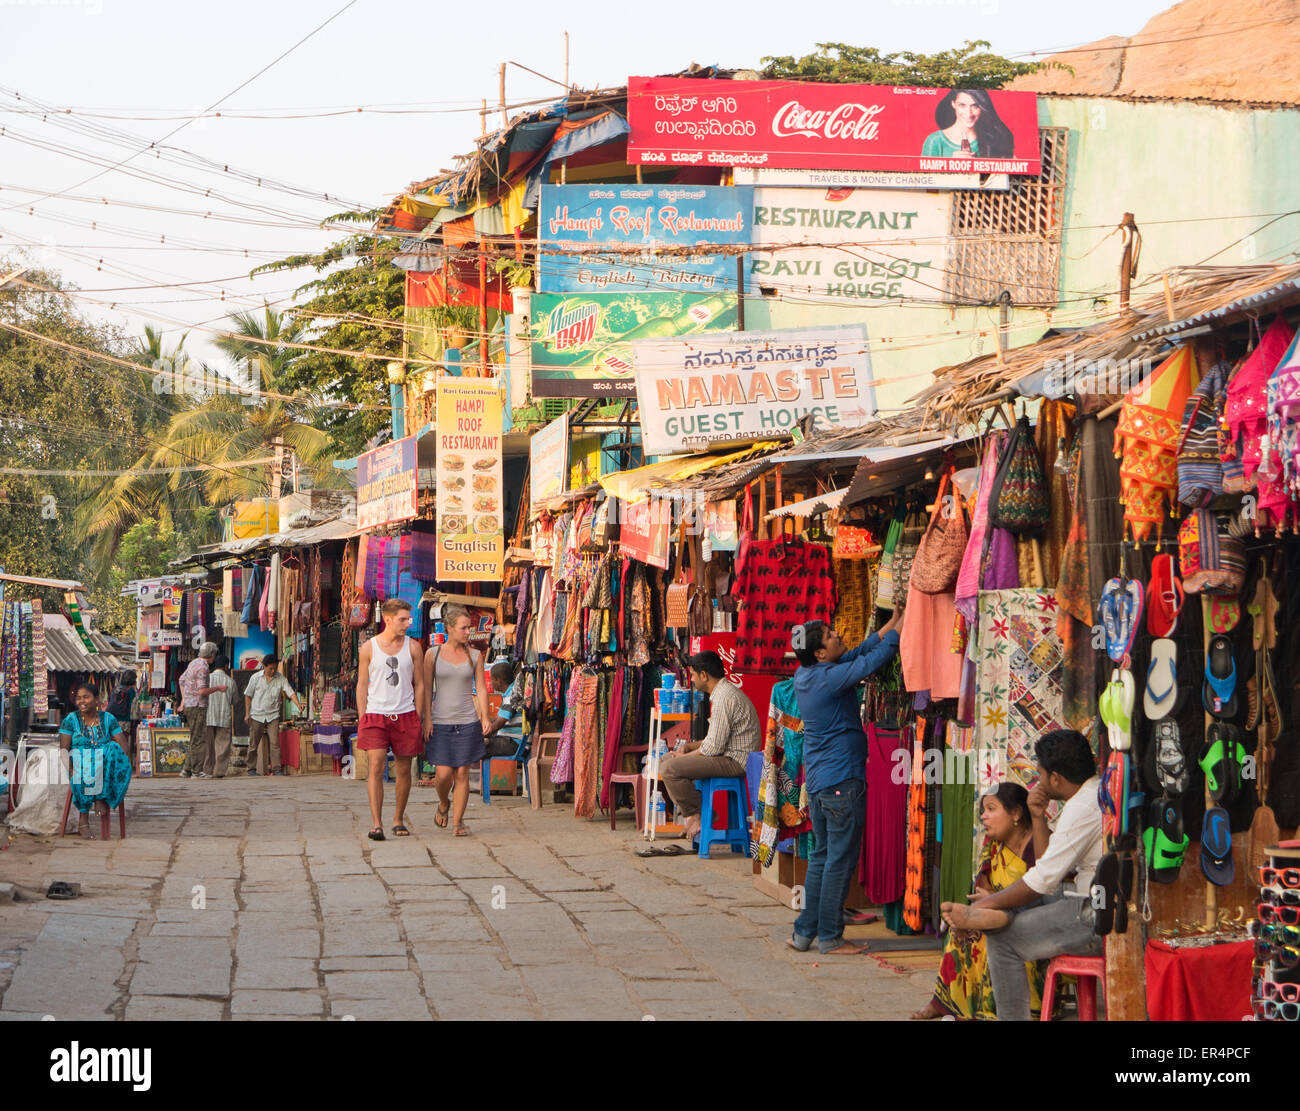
[940,729,1103,1021]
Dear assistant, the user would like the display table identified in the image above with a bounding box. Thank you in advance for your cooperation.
[1144,938,1252,1021]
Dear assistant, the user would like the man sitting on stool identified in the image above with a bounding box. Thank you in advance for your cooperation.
[660,651,761,844]
[484,660,526,760]
[940,729,1104,1021]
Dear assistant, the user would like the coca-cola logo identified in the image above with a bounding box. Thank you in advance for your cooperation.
[771,100,885,143]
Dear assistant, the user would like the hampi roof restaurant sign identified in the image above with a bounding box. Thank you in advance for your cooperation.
[538,184,754,292]
[627,77,1040,175]
[632,325,876,455]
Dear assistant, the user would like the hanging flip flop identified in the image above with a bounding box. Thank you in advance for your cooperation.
[1202,633,1238,719]
[1201,806,1234,886]
[1209,596,1241,634]
[1113,670,1135,752]
[1099,673,1125,753]
[1147,554,1185,638]
[1099,578,1143,664]
[1091,852,1119,936]
[1114,835,1137,934]
[1153,720,1188,795]
[1144,639,1178,721]
[1143,796,1188,883]
[1200,723,1244,804]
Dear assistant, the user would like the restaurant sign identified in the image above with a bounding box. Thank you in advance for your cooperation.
[357,436,418,531]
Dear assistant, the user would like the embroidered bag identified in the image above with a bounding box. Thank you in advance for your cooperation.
[1178,510,1245,595]
[875,511,905,612]
[1176,360,1228,508]
[988,414,1050,535]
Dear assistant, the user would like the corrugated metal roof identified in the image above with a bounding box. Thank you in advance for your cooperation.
[1131,275,1300,341]
[181,510,357,563]
[42,615,126,674]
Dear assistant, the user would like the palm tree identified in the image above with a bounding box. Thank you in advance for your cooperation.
[79,308,348,563]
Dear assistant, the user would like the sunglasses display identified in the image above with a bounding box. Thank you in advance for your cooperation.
[1261,866,1300,889]
[1261,885,1300,907]
[1260,980,1300,1003]
[1259,903,1300,926]
[1253,997,1300,1021]
[1249,919,1300,944]
[1255,938,1300,967]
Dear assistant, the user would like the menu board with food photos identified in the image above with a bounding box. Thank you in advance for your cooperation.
[436,375,504,581]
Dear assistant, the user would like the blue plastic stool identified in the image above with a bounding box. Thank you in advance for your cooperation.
[692,776,750,859]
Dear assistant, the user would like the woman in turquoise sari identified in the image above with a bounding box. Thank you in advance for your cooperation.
[58,683,132,838]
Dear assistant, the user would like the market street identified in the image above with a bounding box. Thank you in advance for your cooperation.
[0,777,931,1021]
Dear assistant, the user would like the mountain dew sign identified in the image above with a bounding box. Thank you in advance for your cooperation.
[530,291,738,398]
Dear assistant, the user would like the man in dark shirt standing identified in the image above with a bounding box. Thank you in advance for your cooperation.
[788,611,903,955]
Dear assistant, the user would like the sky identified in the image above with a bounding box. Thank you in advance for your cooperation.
[0,0,1178,370]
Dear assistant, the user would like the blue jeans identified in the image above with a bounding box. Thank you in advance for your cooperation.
[793,777,866,953]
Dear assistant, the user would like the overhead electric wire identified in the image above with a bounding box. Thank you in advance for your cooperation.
[0,0,361,217]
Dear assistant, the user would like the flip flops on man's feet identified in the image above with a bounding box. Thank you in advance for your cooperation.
[367,826,385,841]
[453,824,471,837]
[434,801,451,829]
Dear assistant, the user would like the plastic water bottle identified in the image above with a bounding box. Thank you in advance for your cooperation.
[651,790,666,827]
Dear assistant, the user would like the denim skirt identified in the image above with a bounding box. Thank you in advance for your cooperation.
[427,721,485,768]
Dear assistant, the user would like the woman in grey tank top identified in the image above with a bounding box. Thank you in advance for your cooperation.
[423,606,490,836]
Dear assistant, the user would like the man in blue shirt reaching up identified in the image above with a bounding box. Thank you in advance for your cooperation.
[788,609,904,956]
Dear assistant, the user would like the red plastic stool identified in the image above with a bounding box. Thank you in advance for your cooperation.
[1040,953,1105,1020]
[58,788,126,840]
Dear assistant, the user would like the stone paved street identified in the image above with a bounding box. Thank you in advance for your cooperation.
[0,776,930,1020]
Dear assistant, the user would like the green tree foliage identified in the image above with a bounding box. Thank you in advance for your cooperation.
[253,209,401,457]
[0,260,186,632]
[760,41,1048,89]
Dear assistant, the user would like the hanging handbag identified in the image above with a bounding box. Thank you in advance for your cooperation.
[347,600,372,629]
[734,484,756,579]
[687,535,714,638]
[665,531,692,628]
[590,495,618,550]
[988,414,1051,535]
[875,510,905,612]
[892,508,926,601]
[832,519,875,559]
[912,470,969,595]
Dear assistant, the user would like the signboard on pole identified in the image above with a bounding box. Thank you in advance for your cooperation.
[627,77,1041,175]
[530,290,738,398]
[356,436,418,531]
[538,184,754,293]
[752,187,951,302]
[633,325,876,455]
[530,412,569,502]
[436,377,504,581]
[148,629,183,648]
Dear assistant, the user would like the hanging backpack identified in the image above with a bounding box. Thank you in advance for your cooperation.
[1176,361,1228,508]
[988,414,1050,535]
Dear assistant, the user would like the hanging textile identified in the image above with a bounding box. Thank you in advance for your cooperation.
[832,557,873,646]
[732,537,835,672]
[956,432,1007,623]
[551,668,581,784]
[903,719,928,931]
[974,589,1065,788]
[1115,346,1199,543]
[939,739,977,906]
[1034,400,1076,586]
[754,680,814,865]
[30,598,47,718]
[861,722,909,904]
[900,580,963,699]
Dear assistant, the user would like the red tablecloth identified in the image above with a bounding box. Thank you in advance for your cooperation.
[1145,938,1252,1021]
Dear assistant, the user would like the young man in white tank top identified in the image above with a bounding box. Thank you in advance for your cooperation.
[355,598,429,840]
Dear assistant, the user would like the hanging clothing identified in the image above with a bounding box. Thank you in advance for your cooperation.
[902,721,928,931]
[939,745,978,906]
[551,669,581,784]
[733,538,836,672]
[832,557,873,646]
[240,563,264,626]
[572,669,600,818]
[900,581,963,699]
[861,723,909,904]
[754,680,814,864]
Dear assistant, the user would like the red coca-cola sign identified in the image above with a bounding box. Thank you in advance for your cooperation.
[627,77,1040,175]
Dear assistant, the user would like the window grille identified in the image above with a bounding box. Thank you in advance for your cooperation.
[945,127,1069,307]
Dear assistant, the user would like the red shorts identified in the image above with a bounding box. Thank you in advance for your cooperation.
[356,710,422,756]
